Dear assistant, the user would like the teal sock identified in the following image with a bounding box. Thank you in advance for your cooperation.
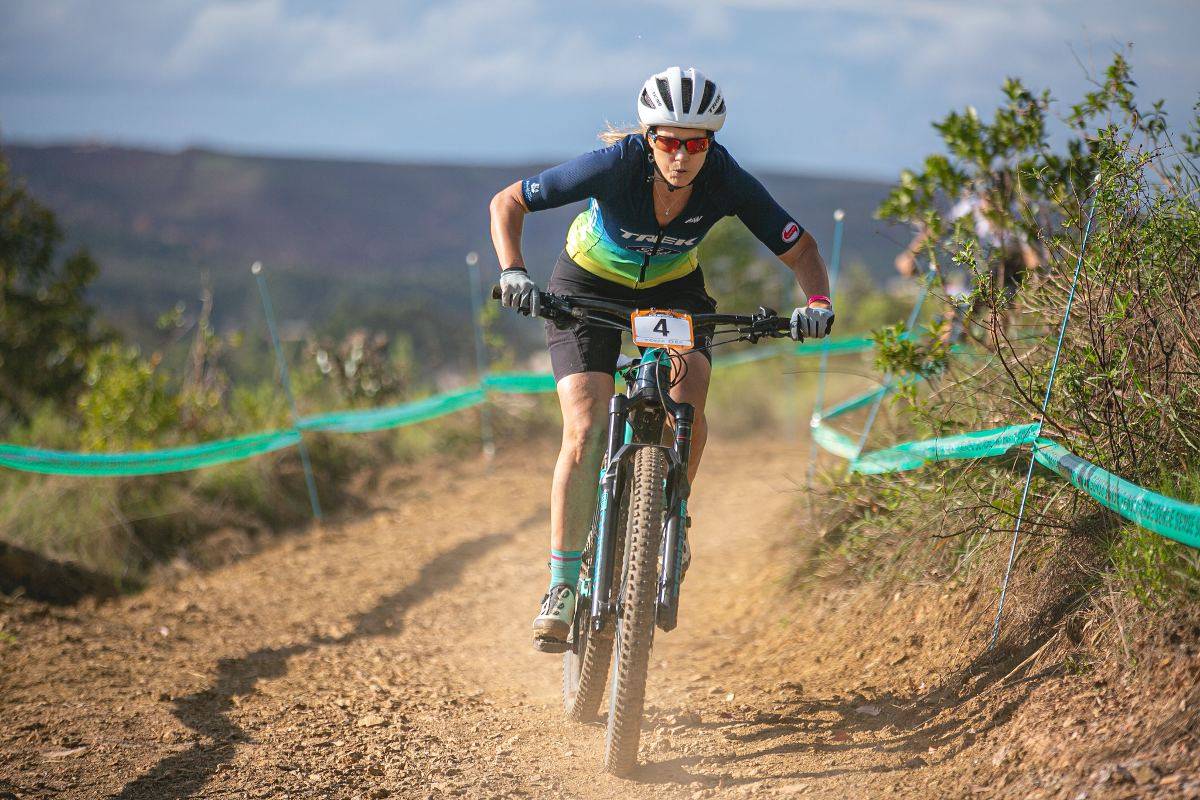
[549,549,583,589]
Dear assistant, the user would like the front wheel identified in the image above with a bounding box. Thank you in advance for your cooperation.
[604,446,668,776]
[563,485,628,722]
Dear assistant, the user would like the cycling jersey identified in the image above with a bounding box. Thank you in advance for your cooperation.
[521,134,804,288]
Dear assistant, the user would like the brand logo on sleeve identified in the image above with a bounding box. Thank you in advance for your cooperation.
[782,221,800,244]
[529,182,541,194]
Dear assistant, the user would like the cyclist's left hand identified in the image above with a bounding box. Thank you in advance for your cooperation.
[791,305,835,340]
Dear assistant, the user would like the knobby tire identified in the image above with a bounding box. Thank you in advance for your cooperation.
[604,447,667,776]
[562,485,628,722]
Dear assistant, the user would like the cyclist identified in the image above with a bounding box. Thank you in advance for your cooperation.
[488,66,835,648]
[894,177,1043,341]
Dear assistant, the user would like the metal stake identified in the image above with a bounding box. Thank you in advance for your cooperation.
[850,269,932,470]
[465,252,496,460]
[251,261,322,521]
[806,209,845,488]
[988,176,1100,650]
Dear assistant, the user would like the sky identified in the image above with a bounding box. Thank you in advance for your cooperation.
[1,0,1197,180]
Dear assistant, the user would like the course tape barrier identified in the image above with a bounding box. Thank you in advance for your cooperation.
[0,335,878,477]
[852,423,1040,475]
[481,372,558,394]
[816,386,890,421]
[1033,440,1200,549]
[0,430,301,477]
[296,387,486,434]
[810,393,1200,545]
[795,336,875,356]
[810,422,861,461]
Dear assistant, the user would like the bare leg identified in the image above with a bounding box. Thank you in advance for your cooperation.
[550,372,615,552]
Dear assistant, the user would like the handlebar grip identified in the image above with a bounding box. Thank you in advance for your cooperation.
[491,284,501,301]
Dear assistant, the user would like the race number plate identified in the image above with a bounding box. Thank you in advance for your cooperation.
[630,309,694,349]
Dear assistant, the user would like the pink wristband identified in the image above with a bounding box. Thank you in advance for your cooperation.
[807,294,832,306]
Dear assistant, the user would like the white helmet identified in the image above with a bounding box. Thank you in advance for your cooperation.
[637,66,726,132]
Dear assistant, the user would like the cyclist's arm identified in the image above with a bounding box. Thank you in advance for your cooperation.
[489,140,631,272]
[489,181,530,270]
[728,163,831,305]
[778,232,831,306]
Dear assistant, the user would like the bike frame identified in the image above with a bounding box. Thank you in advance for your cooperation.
[581,347,692,643]
[487,284,791,653]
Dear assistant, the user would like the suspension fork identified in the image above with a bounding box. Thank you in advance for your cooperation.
[590,392,631,632]
[657,403,693,632]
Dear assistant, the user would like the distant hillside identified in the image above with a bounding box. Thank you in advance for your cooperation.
[6,142,906,364]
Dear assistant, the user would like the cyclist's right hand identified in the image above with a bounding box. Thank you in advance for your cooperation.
[499,267,541,317]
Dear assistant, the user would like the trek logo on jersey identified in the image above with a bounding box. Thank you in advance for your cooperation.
[782,221,801,244]
[685,215,704,224]
[619,229,699,247]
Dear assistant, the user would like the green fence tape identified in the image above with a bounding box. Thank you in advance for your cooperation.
[0,430,301,477]
[298,387,485,434]
[712,346,786,368]
[482,372,558,394]
[850,423,1041,475]
[795,336,875,357]
[810,420,862,461]
[1033,440,1200,548]
[818,386,891,422]
[0,335,879,478]
[810,411,1200,546]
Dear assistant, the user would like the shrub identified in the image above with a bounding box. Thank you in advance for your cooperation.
[827,53,1200,608]
[77,343,180,451]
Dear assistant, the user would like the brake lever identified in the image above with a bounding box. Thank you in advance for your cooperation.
[744,306,783,344]
[490,284,584,326]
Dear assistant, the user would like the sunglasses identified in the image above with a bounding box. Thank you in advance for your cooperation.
[648,131,711,155]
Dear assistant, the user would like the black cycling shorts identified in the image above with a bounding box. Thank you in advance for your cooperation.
[545,251,717,382]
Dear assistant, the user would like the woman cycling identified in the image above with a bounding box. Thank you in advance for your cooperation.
[488,66,835,648]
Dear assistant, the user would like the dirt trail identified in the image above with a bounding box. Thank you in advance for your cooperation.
[0,437,1192,798]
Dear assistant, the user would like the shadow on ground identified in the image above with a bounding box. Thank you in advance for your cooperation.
[109,511,540,800]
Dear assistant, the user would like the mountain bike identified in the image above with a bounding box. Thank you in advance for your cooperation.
[491,286,793,775]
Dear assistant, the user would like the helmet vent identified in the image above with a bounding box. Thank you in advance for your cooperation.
[656,78,674,112]
[680,76,693,113]
[639,88,656,108]
[698,80,715,114]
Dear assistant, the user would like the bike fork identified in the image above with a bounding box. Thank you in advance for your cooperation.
[656,404,693,632]
[590,393,630,633]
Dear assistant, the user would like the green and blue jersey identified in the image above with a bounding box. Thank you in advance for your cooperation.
[521,134,803,288]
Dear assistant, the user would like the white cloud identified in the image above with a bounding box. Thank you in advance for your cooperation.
[648,0,1132,96]
[2,0,1194,175]
[2,0,652,94]
[159,0,649,93]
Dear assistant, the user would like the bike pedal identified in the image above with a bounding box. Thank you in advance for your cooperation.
[533,637,571,654]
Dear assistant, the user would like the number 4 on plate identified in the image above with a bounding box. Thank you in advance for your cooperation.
[631,310,695,349]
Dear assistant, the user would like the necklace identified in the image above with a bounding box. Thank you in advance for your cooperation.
[653,180,691,224]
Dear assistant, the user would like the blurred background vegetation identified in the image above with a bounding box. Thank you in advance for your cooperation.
[1,54,1197,640]
[0,126,906,595]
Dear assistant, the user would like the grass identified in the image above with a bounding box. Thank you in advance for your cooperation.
[0,383,571,591]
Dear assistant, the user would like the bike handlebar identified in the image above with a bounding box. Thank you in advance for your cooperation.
[490,285,794,340]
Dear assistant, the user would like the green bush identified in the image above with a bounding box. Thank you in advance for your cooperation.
[815,53,1200,608]
[77,343,180,451]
